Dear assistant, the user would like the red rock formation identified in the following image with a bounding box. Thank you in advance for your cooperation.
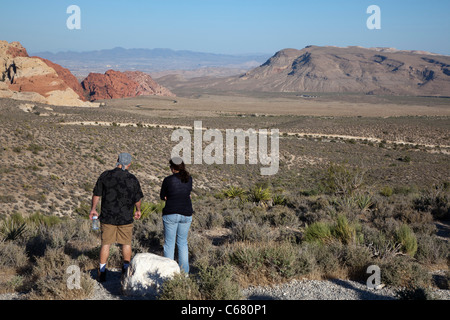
[82,70,175,101]
[81,70,140,101]
[34,57,87,101]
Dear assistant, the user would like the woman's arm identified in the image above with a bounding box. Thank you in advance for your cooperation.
[160,178,168,201]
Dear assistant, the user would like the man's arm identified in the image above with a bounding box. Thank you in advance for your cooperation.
[89,195,101,220]
[134,199,142,220]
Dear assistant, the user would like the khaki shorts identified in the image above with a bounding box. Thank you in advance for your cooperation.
[101,223,133,245]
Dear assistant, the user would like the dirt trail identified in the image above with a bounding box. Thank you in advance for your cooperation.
[61,121,450,151]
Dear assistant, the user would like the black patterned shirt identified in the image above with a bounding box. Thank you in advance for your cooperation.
[93,167,144,225]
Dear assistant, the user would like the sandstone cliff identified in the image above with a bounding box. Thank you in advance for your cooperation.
[0,40,97,107]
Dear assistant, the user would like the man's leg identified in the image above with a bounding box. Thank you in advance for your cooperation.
[98,244,110,282]
[100,244,111,265]
[117,224,133,275]
[122,244,131,262]
[99,223,115,282]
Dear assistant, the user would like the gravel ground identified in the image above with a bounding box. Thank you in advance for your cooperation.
[1,270,448,300]
[242,278,450,300]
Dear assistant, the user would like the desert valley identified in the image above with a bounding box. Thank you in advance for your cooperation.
[0,40,449,300]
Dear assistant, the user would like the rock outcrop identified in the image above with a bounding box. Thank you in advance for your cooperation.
[121,253,181,297]
[82,70,175,101]
[123,71,175,97]
[0,40,97,107]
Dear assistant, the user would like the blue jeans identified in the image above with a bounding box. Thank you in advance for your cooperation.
[163,214,192,274]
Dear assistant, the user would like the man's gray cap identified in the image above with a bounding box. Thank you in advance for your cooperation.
[116,152,132,170]
[171,157,183,165]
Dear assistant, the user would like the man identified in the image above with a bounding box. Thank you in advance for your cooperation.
[89,152,144,282]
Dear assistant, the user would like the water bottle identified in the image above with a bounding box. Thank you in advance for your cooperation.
[92,216,100,231]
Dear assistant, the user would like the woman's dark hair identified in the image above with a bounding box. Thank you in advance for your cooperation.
[169,158,190,183]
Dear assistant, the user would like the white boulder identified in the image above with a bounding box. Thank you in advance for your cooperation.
[122,253,180,297]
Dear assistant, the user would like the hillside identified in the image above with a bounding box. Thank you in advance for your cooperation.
[158,46,450,96]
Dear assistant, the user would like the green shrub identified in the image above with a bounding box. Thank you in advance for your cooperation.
[332,215,356,245]
[27,143,44,155]
[261,242,300,280]
[307,242,345,278]
[304,221,332,244]
[158,273,202,300]
[396,286,432,300]
[196,264,242,300]
[74,201,93,218]
[380,186,393,197]
[321,163,366,196]
[398,155,411,163]
[341,245,373,280]
[0,241,29,269]
[26,212,62,228]
[266,206,298,227]
[29,248,95,300]
[380,255,431,288]
[415,234,449,265]
[296,246,317,276]
[230,220,272,243]
[413,188,449,220]
[396,224,418,257]
[229,241,300,284]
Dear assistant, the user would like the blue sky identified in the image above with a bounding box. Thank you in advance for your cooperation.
[2,0,449,55]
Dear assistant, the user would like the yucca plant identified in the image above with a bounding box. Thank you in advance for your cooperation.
[333,196,358,211]
[356,194,373,211]
[139,201,166,220]
[248,186,271,205]
[223,186,246,200]
[1,218,27,242]
[272,194,287,206]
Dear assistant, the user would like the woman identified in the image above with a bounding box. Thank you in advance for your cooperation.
[160,157,193,274]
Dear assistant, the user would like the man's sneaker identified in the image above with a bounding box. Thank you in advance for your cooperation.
[97,268,107,283]
[122,261,130,276]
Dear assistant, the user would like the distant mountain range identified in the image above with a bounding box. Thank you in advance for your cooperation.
[31,47,271,79]
[31,45,450,96]
[158,46,450,96]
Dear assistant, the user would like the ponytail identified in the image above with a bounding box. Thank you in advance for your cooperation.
[169,158,190,183]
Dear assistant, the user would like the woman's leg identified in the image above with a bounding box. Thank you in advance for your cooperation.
[163,214,179,260]
[176,215,192,274]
